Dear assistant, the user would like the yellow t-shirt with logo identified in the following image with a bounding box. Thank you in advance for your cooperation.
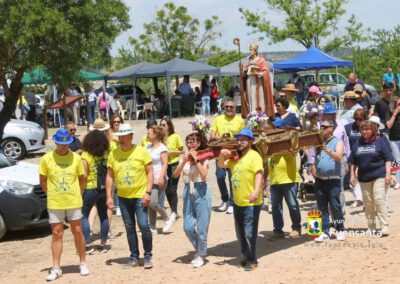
[166,133,183,164]
[39,150,84,210]
[210,114,245,137]
[289,98,299,113]
[107,145,152,198]
[81,151,107,190]
[268,153,300,185]
[227,149,264,207]
[141,135,151,147]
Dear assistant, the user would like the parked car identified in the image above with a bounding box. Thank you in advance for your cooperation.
[0,153,48,240]
[94,84,145,102]
[331,84,379,104]
[1,119,45,160]
[299,72,348,85]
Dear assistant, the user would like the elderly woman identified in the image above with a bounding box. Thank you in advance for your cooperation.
[345,109,368,207]
[349,120,393,237]
[275,97,301,129]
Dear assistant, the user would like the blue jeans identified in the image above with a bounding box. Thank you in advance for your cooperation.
[201,96,210,115]
[82,189,109,244]
[119,197,152,259]
[89,101,96,125]
[270,183,301,232]
[215,161,233,204]
[113,187,119,207]
[233,204,261,263]
[316,178,345,235]
[183,182,212,256]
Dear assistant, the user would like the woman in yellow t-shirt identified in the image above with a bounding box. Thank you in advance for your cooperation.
[81,130,110,253]
[160,117,183,224]
[39,129,89,281]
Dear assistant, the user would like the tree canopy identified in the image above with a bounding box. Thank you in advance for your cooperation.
[128,2,222,63]
[240,0,366,52]
[0,0,130,139]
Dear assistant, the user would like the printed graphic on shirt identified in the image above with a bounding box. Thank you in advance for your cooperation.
[356,145,376,154]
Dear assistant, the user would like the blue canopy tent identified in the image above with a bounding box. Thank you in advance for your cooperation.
[273,45,353,72]
[106,61,158,80]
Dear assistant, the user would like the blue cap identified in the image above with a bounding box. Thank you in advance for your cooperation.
[52,129,73,145]
[272,118,286,128]
[0,90,4,95]
[323,102,338,114]
[234,128,255,140]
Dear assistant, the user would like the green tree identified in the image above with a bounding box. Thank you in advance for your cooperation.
[0,0,130,139]
[129,2,222,63]
[240,0,366,52]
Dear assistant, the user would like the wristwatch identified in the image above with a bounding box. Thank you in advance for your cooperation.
[145,191,151,196]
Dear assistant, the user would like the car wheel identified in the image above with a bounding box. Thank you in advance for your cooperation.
[1,138,26,160]
[0,214,6,241]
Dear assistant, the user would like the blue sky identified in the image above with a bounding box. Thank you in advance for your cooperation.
[111,0,400,56]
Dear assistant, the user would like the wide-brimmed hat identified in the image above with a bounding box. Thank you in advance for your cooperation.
[369,116,385,130]
[114,123,134,136]
[234,128,254,140]
[344,91,359,99]
[323,102,338,114]
[53,129,73,145]
[354,84,364,94]
[89,118,110,131]
[309,85,323,95]
[282,84,298,92]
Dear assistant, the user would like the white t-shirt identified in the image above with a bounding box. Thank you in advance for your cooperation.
[146,143,168,182]
[181,158,209,184]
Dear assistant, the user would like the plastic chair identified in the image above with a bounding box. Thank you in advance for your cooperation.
[194,101,202,115]
[171,98,181,117]
[144,103,154,119]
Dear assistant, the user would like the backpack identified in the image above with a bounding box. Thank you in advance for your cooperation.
[96,158,108,191]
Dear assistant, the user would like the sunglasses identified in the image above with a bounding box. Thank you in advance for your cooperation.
[112,121,121,124]
[237,138,250,143]
[69,128,76,132]
[225,105,234,109]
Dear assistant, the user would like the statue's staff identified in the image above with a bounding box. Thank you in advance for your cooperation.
[233,37,249,118]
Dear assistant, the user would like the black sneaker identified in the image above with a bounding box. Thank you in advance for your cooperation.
[97,245,109,253]
[124,257,140,268]
[144,256,153,269]
[85,246,95,255]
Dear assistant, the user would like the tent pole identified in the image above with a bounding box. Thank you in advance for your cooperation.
[132,76,137,120]
[167,75,171,117]
[336,66,340,111]
[218,73,222,98]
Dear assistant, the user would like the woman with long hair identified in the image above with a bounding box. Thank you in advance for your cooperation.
[201,79,210,116]
[173,133,211,268]
[81,130,110,253]
[145,125,169,233]
[160,117,184,232]
[210,78,219,115]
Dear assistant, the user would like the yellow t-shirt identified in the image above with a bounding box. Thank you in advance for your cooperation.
[268,153,300,185]
[210,114,245,137]
[39,150,84,210]
[228,149,264,207]
[107,145,152,198]
[141,135,151,147]
[109,139,119,152]
[289,98,299,113]
[166,133,183,164]
[81,151,107,190]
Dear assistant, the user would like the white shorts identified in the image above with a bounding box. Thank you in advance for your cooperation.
[48,208,82,224]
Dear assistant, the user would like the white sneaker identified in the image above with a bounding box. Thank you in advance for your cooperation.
[150,227,158,235]
[218,202,228,212]
[80,263,90,276]
[162,216,176,233]
[226,206,233,214]
[115,207,122,216]
[46,267,62,281]
[314,232,330,243]
[191,253,199,264]
[336,231,346,241]
[192,256,205,268]
[169,212,177,222]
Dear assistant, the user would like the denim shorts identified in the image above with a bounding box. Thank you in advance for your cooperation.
[48,208,82,224]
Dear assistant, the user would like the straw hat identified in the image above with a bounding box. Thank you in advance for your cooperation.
[369,116,384,130]
[344,91,359,99]
[282,83,298,92]
[114,123,134,136]
[89,118,110,131]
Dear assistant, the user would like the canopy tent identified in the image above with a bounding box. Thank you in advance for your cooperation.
[22,68,106,85]
[107,61,158,80]
[128,58,221,116]
[220,56,274,76]
[273,45,353,72]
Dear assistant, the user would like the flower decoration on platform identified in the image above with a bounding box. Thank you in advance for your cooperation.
[299,101,325,119]
[245,111,269,130]
[189,115,210,134]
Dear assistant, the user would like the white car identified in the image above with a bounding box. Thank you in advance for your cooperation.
[0,154,48,240]
[1,119,45,160]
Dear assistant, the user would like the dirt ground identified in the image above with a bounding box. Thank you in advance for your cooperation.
[1,117,399,283]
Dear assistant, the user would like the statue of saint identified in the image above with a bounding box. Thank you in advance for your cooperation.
[241,42,274,117]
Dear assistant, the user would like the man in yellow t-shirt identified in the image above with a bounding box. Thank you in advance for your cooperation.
[267,152,302,241]
[39,128,88,281]
[105,123,154,269]
[210,97,245,214]
[218,128,263,271]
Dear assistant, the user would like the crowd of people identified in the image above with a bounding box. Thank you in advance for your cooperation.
[37,68,399,280]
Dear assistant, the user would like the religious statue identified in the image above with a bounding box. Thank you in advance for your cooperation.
[241,42,274,117]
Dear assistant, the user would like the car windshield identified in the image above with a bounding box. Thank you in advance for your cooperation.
[0,153,12,169]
